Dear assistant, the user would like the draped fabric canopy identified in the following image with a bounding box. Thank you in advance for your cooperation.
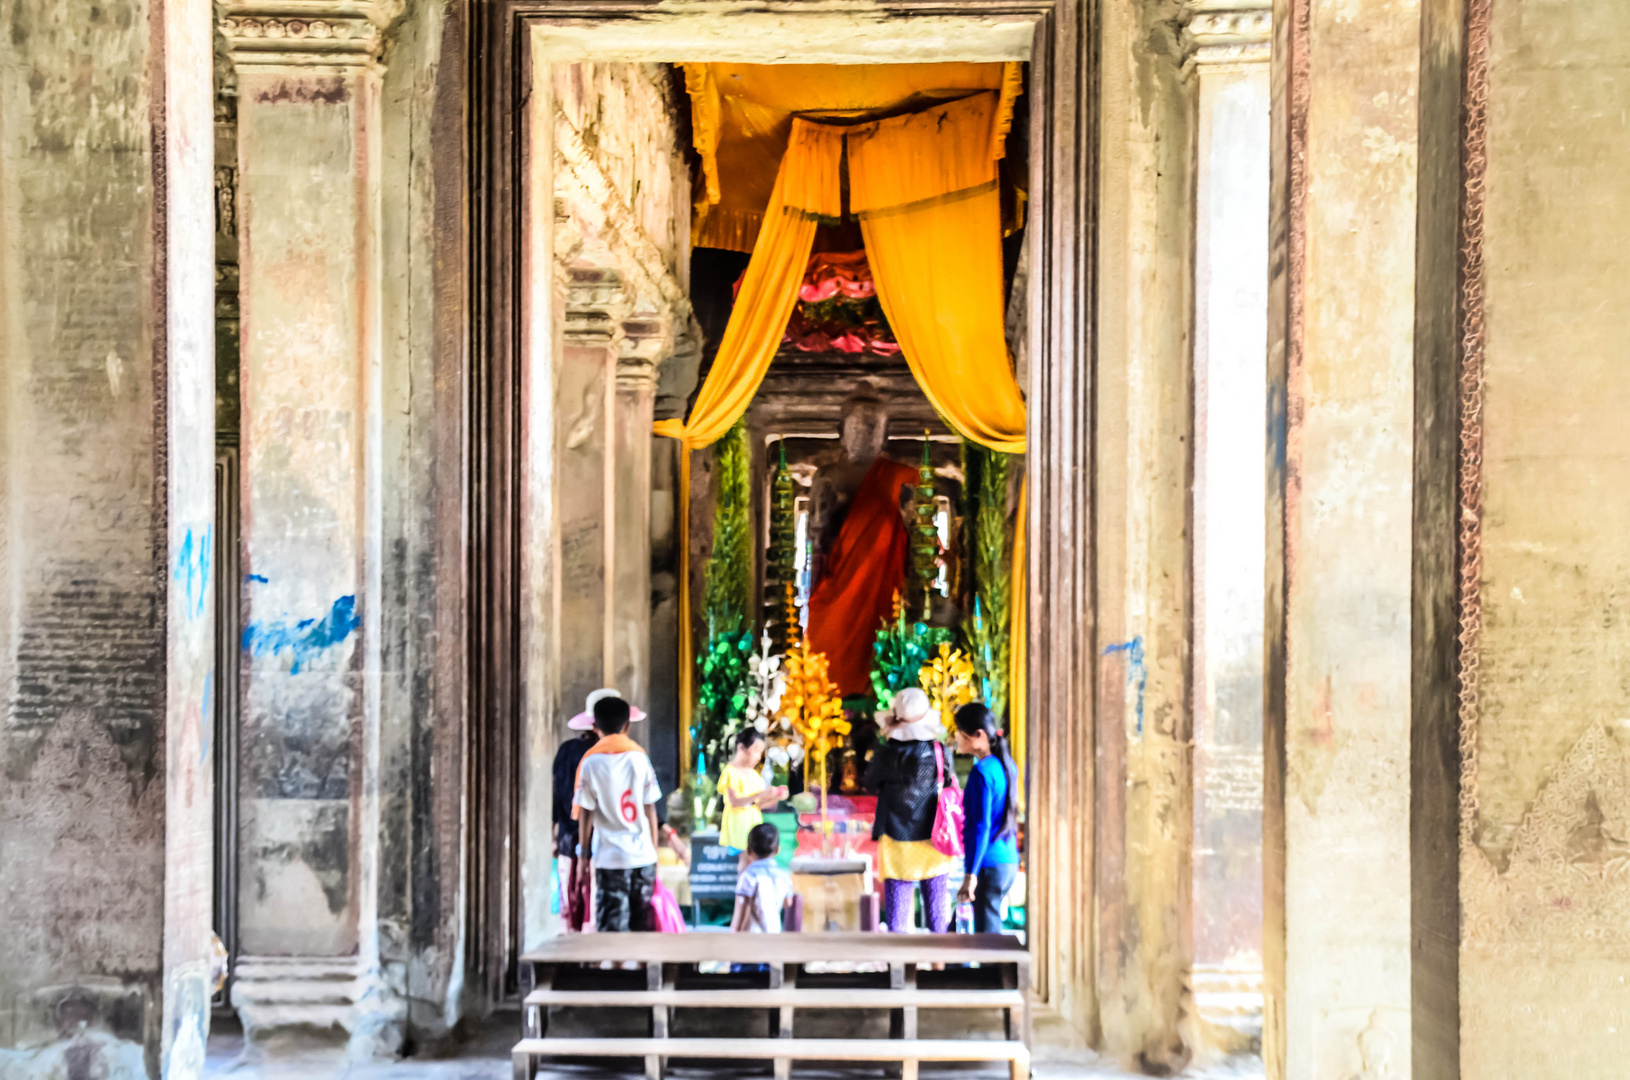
[849,93,1027,455]
[683,62,1023,253]
[655,119,843,762]
[660,83,1029,804]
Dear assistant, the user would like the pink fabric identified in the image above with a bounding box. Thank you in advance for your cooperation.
[651,877,687,933]
[930,742,965,859]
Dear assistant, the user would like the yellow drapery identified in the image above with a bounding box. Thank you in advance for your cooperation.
[682,63,1023,253]
[848,93,1027,456]
[654,119,845,765]
[848,91,1029,807]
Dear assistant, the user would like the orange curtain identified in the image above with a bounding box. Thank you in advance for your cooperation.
[847,91,1029,807]
[654,119,844,767]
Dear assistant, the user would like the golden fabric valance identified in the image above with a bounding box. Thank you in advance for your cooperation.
[847,92,1001,215]
[682,62,1022,253]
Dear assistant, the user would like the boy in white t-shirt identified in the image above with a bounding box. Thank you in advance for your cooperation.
[731,823,793,934]
[573,696,662,932]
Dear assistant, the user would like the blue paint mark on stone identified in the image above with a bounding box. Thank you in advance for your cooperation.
[242,595,361,673]
[1102,636,1147,736]
[246,573,269,584]
[173,526,213,620]
[1266,382,1287,475]
[200,669,214,765]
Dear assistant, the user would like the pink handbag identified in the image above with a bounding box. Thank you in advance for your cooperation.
[650,876,687,933]
[930,742,965,859]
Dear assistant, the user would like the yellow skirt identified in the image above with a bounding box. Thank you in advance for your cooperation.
[876,836,958,882]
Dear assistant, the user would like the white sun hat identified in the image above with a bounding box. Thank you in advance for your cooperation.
[883,687,941,742]
[567,687,647,731]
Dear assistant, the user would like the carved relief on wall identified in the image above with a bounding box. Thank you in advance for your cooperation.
[1463,719,1630,952]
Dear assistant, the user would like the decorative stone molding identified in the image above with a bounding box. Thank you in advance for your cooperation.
[1182,0,1271,67]
[617,319,670,391]
[1463,720,1630,951]
[553,103,692,324]
[231,955,406,1060]
[563,269,629,347]
[217,1,404,66]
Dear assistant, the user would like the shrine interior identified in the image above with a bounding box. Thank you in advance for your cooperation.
[550,57,1045,935]
[5,0,1629,1078]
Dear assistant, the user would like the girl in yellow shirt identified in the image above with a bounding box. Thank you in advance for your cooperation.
[719,728,788,858]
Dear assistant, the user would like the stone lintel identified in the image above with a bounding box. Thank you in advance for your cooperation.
[219,1,403,67]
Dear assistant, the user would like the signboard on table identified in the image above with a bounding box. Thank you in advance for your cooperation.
[688,835,739,900]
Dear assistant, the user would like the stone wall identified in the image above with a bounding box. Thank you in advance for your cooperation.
[1265,0,1421,1072]
[1093,0,1196,1063]
[219,0,464,1055]
[1462,0,1630,1072]
[377,0,467,1039]
[0,0,216,1076]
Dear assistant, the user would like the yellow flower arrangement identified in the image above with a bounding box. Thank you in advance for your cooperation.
[777,582,850,817]
[919,642,978,735]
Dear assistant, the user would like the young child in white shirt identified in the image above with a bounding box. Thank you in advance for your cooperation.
[730,822,793,934]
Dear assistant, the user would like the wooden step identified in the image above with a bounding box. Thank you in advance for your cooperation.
[523,932,1027,968]
[513,1035,1029,1061]
[525,986,1024,1009]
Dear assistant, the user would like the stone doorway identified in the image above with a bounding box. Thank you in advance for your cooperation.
[467,0,1095,1028]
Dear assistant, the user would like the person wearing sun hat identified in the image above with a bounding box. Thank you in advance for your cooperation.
[864,687,959,933]
[571,690,661,932]
[552,688,643,860]
[558,689,647,930]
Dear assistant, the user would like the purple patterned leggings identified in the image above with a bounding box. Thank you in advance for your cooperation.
[882,875,952,933]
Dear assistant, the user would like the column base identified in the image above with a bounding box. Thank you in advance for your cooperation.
[1192,963,1264,1056]
[230,956,406,1063]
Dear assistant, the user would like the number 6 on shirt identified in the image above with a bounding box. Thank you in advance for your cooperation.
[619,789,638,824]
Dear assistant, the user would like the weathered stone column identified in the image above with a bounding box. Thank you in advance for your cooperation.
[1094,0,1198,1066]
[1184,0,1270,1054]
[556,271,624,720]
[220,1,403,1057]
[1263,0,1420,1071]
[613,328,665,716]
[0,0,217,1075]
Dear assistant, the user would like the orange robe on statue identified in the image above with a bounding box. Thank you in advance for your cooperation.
[806,457,919,697]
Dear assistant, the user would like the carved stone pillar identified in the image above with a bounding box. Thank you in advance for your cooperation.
[220,1,403,1058]
[1184,0,1271,1054]
[557,268,626,726]
[1263,0,1421,1071]
[613,324,667,727]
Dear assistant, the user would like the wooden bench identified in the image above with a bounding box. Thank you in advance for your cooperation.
[515,932,1030,1080]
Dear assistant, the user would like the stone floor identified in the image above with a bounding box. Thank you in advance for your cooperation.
[204,1012,1264,1080]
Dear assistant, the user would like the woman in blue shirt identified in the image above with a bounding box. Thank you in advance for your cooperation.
[952,702,1020,933]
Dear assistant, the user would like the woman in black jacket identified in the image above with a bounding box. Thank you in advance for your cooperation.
[864,688,958,932]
